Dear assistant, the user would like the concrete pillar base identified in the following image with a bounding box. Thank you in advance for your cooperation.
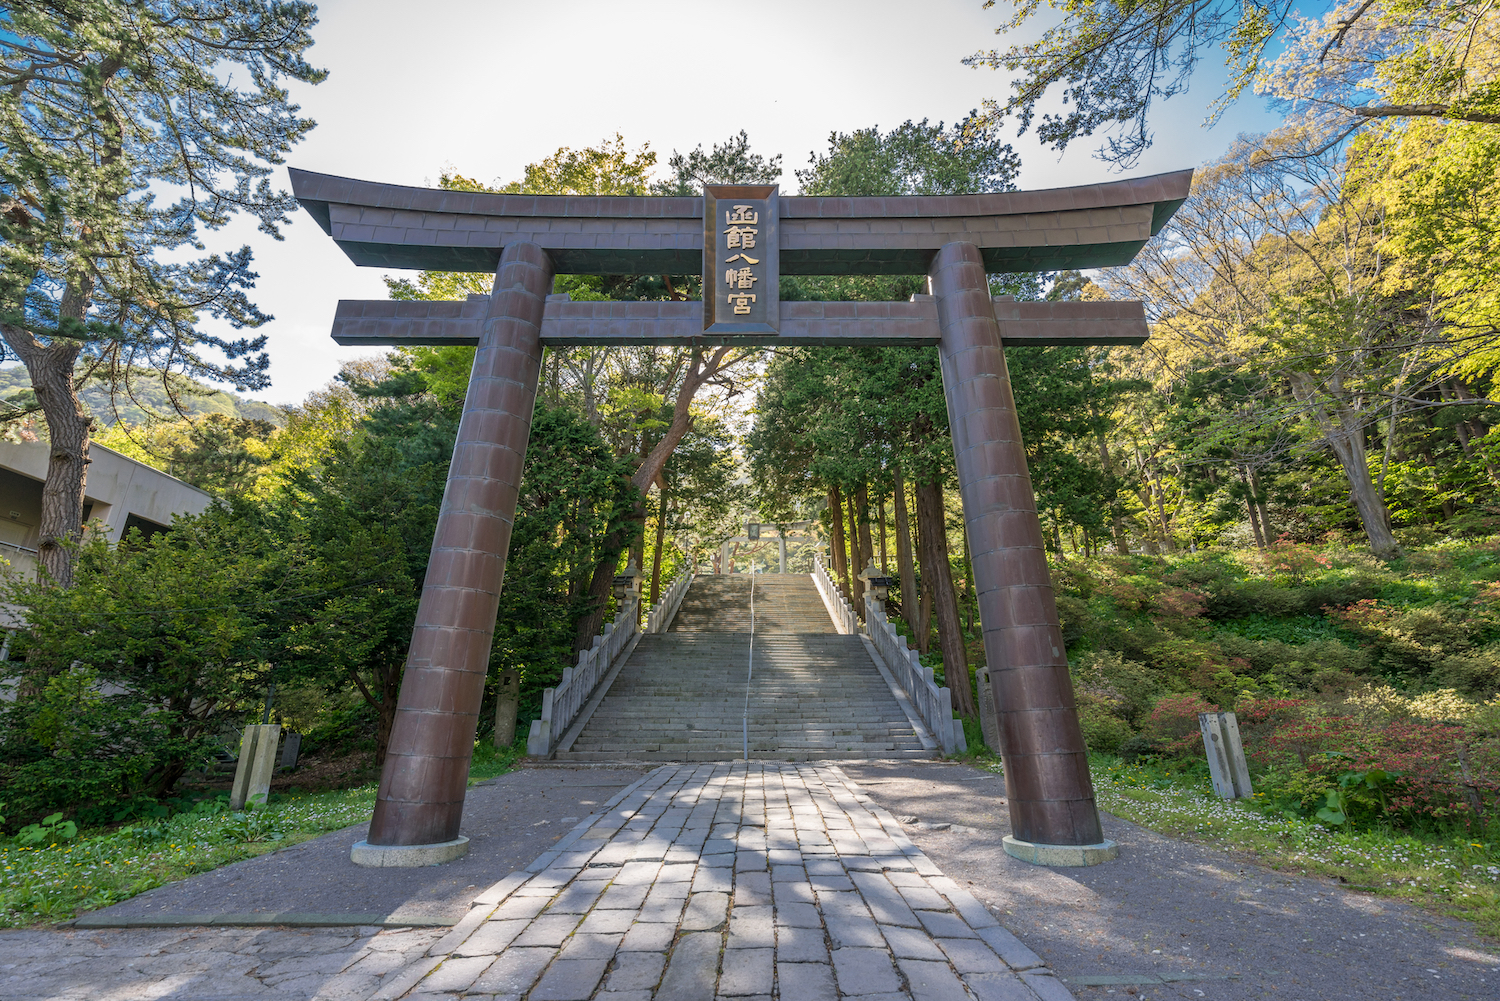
[1003,835,1119,868]
[350,836,470,868]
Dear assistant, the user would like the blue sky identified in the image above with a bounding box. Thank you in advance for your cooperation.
[217,0,1284,405]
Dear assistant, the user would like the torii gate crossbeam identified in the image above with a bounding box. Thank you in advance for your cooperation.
[290,167,1193,868]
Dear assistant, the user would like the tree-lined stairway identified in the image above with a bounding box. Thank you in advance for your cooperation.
[556,575,930,761]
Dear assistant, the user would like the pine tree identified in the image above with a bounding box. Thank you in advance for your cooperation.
[0,1,325,583]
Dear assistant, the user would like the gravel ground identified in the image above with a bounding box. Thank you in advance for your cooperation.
[841,760,1500,1001]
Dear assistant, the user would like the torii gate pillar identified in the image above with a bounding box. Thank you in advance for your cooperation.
[931,243,1112,860]
[358,242,551,856]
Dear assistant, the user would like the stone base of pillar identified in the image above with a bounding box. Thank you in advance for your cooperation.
[1002,835,1119,868]
[350,836,470,868]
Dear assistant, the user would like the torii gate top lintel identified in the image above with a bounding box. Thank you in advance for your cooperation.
[290,167,1191,349]
[289,167,1191,278]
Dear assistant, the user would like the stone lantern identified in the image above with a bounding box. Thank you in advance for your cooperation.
[613,559,644,601]
[857,559,893,601]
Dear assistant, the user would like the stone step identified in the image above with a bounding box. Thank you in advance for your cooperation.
[669,573,837,634]
[553,572,932,763]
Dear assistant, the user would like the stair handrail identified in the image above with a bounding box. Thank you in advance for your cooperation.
[862,591,967,755]
[810,554,857,634]
[527,568,694,756]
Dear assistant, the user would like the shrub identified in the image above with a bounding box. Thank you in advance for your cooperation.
[1076,693,1134,754]
[1255,763,1335,815]
[1117,735,1168,762]
[1142,692,1218,756]
[0,669,220,829]
[1070,650,1165,726]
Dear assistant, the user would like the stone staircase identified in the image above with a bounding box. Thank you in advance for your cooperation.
[555,574,931,761]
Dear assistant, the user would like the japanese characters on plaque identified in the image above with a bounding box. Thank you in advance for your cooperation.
[702,184,779,335]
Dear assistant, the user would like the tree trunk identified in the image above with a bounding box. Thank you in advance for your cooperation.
[363,659,405,767]
[828,484,850,598]
[856,483,874,572]
[1239,466,1266,548]
[571,494,636,654]
[912,488,933,654]
[0,327,90,586]
[892,468,917,637]
[877,494,888,572]
[962,523,975,636]
[1131,443,1175,552]
[1249,467,1273,541]
[915,478,974,717]
[1449,378,1500,487]
[650,485,668,605]
[572,347,747,649]
[1290,374,1399,557]
[847,488,864,609]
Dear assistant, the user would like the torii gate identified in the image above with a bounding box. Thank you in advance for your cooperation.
[290,167,1192,867]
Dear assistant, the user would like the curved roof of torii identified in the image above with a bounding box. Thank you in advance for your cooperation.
[289,168,1192,277]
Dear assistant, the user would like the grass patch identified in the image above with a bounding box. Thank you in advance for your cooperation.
[0,740,524,928]
[1081,754,1500,941]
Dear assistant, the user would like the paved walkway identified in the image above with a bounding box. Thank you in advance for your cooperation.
[71,767,649,928]
[401,762,1066,1000]
[0,923,446,1000]
[13,760,1491,999]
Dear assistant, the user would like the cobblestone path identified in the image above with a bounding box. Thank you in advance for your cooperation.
[405,762,1069,1000]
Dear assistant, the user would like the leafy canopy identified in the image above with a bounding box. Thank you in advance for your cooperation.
[967,0,1500,165]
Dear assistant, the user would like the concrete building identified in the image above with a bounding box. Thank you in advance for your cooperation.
[0,439,213,580]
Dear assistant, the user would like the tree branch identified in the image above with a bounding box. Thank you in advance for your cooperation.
[1352,104,1500,125]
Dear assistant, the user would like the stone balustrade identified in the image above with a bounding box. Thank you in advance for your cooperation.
[810,554,857,634]
[527,571,693,757]
[862,592,967,756]
[645,571,694,634]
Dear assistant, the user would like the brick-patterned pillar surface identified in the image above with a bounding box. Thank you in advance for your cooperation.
[367,242,553,847]
[930,241,1105,847]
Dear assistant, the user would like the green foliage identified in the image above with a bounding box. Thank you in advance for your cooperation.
[1313,769,1400,828]
[0,365,282,429]
[1090,754,1500,939]
[14,813,76,847]
[651,130,783,196]
[1077,695,1135,753]
[0,738,525,926]
[0,513,285,822]
[489,404,637,703]
[966,0,1500,165]
[95,413,279,497]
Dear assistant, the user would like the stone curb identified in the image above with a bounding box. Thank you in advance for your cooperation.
[69,912,450,929]
[1003,835,1120,867]
[351,836,470,868]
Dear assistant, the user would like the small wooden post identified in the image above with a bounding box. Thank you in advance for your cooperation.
[230,724,281,810]
[493,671,520,747]
[1199,712,1253,799]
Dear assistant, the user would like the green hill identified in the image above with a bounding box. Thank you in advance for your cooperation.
[0,364,283,427]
